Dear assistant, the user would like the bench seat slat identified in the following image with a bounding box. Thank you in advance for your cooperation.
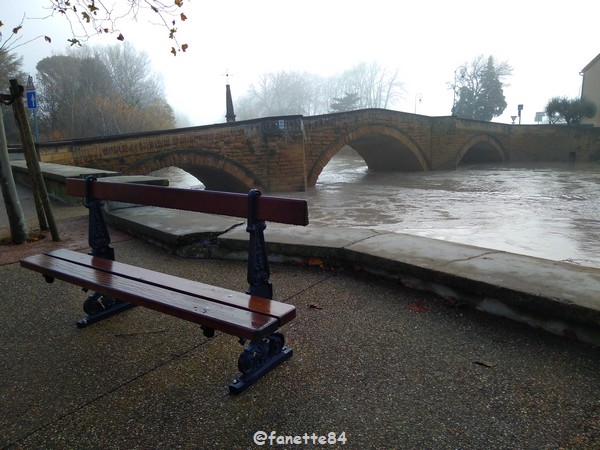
[21,253,284,340]
[46,249,296,325]
[65,178,309,226]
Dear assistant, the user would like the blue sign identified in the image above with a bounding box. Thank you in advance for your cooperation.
[26,91,37,109]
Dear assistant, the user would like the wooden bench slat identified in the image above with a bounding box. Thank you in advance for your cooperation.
[21,253,281,340]
[65,178,309,226]
[46,249,296,325]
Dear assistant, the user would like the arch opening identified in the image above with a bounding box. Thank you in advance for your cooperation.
[351,134,425,172]
[147,166,204,189]
[147,165,252,192]
[315,146,368,185]
[307,125,428,188]
[456,135,507,167]
[459,143,504,165]
[181,165,251,192]
[127,149,261,193]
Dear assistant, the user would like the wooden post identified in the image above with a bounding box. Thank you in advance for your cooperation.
[9,79,60,241]
[0,104,28,243]
[8,81,46,231]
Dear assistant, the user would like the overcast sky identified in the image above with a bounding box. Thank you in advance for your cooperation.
[3,0,599,126]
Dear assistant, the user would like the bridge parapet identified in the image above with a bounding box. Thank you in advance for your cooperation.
[36,116,310,192]
[33,109,600,193]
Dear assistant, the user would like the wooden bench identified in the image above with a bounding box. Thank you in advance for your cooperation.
[20,176,309,394]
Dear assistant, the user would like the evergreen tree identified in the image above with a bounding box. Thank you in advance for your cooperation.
[452,55,511,121]
[329,92,361,112]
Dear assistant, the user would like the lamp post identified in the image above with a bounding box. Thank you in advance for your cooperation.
[452,65,467,115]
[414,93,423,114]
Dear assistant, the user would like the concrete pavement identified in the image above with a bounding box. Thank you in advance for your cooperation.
[2,234,600,448]
[1,185,599,448]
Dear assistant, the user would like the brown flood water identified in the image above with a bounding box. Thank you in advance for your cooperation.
[150,152,600,269]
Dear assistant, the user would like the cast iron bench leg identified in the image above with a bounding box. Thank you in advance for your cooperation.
[76,292,136,328]
[229,332,293,394]
[76,176,133,327]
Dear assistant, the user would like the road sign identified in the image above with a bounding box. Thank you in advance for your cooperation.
[534,112,545,123]
[26,91,37,109]
[26,75,35,91]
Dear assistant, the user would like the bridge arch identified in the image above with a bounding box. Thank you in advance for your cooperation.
[307,124,428,187]
[125,149,265,192]
[456,134,507,167]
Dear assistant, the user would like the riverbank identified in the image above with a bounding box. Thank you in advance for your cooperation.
[2,185,599,447]
[104,201,600,347]
[2,182,600,345]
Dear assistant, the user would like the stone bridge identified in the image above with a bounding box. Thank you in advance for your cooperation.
[36,109,600,192]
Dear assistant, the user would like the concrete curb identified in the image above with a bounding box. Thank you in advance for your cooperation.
[105,205,600,346]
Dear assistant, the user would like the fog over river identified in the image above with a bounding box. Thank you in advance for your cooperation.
[151,150,600,269]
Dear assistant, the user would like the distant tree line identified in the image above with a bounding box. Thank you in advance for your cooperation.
[1,50,406,142]
[2,42,525,144]
[238,55,515,122]
[234,61,405,120]
[0,43,175,141]
[36,43,175,139]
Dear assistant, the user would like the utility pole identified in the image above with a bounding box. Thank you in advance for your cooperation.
[10,79,60,241]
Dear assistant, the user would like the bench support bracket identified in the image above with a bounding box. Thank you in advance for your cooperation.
[229,332,292,394]
[77,298,136,328]
[85,176,115,261]
[246,189,273,299]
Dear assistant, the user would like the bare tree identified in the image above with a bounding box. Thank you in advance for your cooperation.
[237,71,326,119]
[99,43,165,110]
[235,61,405,120]
[36,44,174,139]
[334,62,404,109]
[1,0,189,56]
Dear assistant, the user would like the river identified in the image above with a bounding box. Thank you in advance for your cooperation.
[149,151,600,269]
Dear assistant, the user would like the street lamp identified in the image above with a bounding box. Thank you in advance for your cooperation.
[414,93,423,114]
[452,65,467,115]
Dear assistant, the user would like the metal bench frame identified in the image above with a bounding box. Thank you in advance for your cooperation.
[21,176,309,394]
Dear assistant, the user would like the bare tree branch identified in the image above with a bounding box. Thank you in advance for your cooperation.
[1,1,189,56]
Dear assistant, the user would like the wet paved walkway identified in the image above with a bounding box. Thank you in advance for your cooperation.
[2,236,599,448]
[1,184,599,448]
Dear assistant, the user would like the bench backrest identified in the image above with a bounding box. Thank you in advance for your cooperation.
[66,178,309,226]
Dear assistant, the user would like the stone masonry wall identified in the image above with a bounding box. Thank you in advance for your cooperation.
[509,124,600,162]
[35,110,600,193]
